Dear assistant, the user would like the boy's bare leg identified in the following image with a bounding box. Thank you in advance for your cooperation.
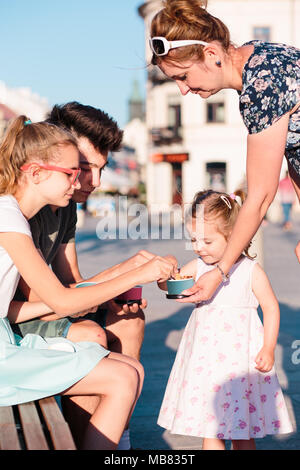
[105,305,145,360]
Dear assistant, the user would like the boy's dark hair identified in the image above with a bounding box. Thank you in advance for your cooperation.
[47,101,123,153]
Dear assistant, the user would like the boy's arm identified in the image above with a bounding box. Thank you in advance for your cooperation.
[252,263,280,369]
[51,242,83,285]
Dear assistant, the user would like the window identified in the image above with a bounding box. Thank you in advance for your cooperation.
[206,102,225,123]
[206,162,227,192]
[167,95,182,130]
[206,91,225,124]
[253,26,271,42]
[168,104,181,128]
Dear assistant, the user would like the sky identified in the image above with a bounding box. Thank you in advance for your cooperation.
[0,0,147,128]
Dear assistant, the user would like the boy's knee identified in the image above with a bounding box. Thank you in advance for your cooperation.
[126,311,145,339]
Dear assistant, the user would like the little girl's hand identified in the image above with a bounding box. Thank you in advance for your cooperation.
[295,240,300,263]
[255,347,274,372]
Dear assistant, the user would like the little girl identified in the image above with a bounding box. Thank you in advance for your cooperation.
[157,189,293,450]
[0,116,176,450]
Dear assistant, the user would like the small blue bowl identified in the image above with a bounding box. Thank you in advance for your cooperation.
[166,277,194,298]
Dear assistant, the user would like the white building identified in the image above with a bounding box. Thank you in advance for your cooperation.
[0,81,49,123]
[138,0,300,211]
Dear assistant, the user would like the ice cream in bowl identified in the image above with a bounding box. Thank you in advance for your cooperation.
[166,274,194,299]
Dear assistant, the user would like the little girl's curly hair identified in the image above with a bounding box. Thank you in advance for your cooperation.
[190,189,255,259]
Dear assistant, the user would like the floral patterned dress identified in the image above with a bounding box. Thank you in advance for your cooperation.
[157,257,293,440]
[239,40,300,174]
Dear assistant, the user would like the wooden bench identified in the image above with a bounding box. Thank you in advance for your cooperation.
[0,397,76,450]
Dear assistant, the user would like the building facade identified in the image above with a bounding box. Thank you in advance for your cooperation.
[0,81,49,139]
[138,0,300,210]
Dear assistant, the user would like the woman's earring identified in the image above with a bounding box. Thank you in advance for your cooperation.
[216,60,222,67]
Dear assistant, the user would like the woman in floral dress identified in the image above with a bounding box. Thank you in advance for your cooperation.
[149,0,300,304]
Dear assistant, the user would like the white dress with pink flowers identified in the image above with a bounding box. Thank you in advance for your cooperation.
[157,256,293,440]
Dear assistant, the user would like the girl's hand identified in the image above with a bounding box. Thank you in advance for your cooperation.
[138,256,177,284]
[295,241,300,263]
[132,250,156,266]
[68,305,98,318]
[176,268,222,303]
[255,347,274,372]
[163,254,179,272]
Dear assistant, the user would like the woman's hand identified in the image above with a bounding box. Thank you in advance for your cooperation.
[295,241,300,263]
[176,268,222,303]
[255,347,274,372]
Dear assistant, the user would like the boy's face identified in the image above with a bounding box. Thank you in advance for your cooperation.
[72,136,108,204]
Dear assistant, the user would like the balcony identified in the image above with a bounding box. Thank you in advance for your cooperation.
[150,126,183,146]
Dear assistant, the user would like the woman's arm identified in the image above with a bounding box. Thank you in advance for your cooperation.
[286,162,300,262]
[0,233,176,318]
[251,263,280,372]
[178,114,289,303]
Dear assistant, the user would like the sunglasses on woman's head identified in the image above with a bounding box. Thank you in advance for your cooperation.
[21,163,81,185]
[149,36,209,56]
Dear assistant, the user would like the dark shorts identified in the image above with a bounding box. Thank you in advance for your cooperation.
[11,307,108,339]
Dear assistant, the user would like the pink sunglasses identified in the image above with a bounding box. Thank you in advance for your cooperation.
[21,163,81,185]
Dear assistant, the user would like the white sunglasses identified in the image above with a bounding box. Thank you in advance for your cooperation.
[149,36,208,56]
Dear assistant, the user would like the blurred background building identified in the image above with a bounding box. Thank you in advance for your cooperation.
[0,81,49,139]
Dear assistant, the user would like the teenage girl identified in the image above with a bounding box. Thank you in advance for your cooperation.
[0,116,176,450]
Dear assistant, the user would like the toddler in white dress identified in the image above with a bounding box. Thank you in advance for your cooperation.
[157,189,293,450]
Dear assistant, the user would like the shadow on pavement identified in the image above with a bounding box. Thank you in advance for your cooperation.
[132,302,300,450]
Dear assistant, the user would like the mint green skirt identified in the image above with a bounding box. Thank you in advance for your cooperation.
[0,318,109,406]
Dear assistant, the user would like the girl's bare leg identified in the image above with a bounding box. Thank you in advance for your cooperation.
[61,356,140,450]
[232,439,256,450]
[62,352,144,446]
[202,438,226,450]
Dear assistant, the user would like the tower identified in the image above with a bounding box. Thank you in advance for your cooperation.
[128,79,144,122]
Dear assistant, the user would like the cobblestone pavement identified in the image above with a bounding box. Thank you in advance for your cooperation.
[76,214,300,450]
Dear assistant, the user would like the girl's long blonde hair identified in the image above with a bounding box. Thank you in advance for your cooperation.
[0,115,77,195]
[191,189,255,259]
[151,0,231,65]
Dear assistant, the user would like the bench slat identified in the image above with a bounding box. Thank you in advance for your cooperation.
[18,402,49,450]
[0,406,21,450]
[39,397,76,450]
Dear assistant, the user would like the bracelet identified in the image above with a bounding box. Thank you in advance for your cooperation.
[216,264,229,283]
